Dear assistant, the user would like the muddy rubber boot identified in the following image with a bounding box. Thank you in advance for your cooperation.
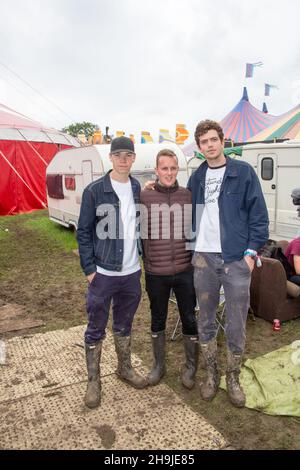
[226,350,246,408]
[84,341,102,409]
[181,335,199,390]
[147,331,166,386]
[113,334,148,389]
[200,339,220,401]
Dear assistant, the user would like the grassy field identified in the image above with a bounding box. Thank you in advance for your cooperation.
[1,209,300,449]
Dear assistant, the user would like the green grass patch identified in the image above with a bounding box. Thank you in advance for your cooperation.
[0,229,10,241]
[0,209,44,225]
[24,215,77,252]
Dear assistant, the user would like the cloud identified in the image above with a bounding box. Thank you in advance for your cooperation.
[0,0,299,141]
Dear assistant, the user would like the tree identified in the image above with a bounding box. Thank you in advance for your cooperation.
[62,122,99,138]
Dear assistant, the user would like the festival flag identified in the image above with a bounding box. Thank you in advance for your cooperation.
[116,131,125,138]
[245,62,263,78]
[92,130,103,144]
[141,131,154,143]
[175,124,189,145]
[265,83,279,96]
[129,134,135,143]
[159,129,174,143]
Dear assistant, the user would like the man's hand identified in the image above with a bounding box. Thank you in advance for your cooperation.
[87,272,96,284]
[144,180,155,190]
[244,255,255,272]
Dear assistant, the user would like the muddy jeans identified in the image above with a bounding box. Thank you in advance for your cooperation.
[192,252,251,355]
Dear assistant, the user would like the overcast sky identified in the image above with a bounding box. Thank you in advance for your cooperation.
[0,0,299,143]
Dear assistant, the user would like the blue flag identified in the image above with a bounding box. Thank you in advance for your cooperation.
[246,62,263,78]
[265,83,279,96]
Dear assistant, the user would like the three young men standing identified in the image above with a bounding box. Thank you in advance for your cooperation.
[77,121,269,409]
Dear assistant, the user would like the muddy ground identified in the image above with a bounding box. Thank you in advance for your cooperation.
[1,209,300,450]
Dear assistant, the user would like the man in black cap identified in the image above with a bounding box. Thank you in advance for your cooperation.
[77,136,148,409]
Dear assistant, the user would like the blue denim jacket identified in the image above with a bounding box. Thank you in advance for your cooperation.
[187,156,269,263]
[77,171,141,275]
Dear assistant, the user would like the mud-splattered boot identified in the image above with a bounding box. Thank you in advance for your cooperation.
[181,335,199,389]
[200,339,220,401]
[84,341,102,408]
[226,350,246,408]
[147,330,166,386]
[114,334,148,389]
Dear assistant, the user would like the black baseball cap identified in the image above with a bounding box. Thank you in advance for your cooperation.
[110,136,135,154]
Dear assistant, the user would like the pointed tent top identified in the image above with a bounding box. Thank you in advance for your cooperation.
[218,88,276,143]
[242,87,249,102]
[184,87,276,154]
[262,102,268,114]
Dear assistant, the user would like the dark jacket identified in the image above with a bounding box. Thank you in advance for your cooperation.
[77,171,141,275]
[140,181,193,275]
[187,156,269,263]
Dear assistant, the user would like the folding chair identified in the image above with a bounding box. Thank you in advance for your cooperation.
[216,287,226,334]
[170,287,226,341]
[169,290,182,341]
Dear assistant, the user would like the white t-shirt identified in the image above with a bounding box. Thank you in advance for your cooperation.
[97,178,140,276]
[195,165,226,253]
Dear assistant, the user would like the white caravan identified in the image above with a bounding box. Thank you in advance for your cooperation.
[46,143,189,229]
[187,140,300,239]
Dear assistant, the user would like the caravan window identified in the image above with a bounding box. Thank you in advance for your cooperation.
[46,174,64,199]
[261,158,273,181]
[65,176,76,191]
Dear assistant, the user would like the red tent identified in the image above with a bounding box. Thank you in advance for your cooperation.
[0,103,80,216]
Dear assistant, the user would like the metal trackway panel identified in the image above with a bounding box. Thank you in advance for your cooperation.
[0,326,227,450]
[0,325,141,402]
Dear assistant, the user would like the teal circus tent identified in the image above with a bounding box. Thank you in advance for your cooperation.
[248,102,300,142]
[193,146,243,160]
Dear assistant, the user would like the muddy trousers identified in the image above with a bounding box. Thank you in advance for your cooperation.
[85,270,142,344]
[193,252,251,355]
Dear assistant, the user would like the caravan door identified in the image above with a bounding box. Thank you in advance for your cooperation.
[257,154,277,233]
[82,160,93,189]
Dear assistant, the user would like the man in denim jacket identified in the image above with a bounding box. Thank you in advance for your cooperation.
[188,120,269,408]
[77,136,147,409]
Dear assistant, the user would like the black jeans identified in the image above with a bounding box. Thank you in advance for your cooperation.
[290,275,300,286]
[145,270,197,335]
